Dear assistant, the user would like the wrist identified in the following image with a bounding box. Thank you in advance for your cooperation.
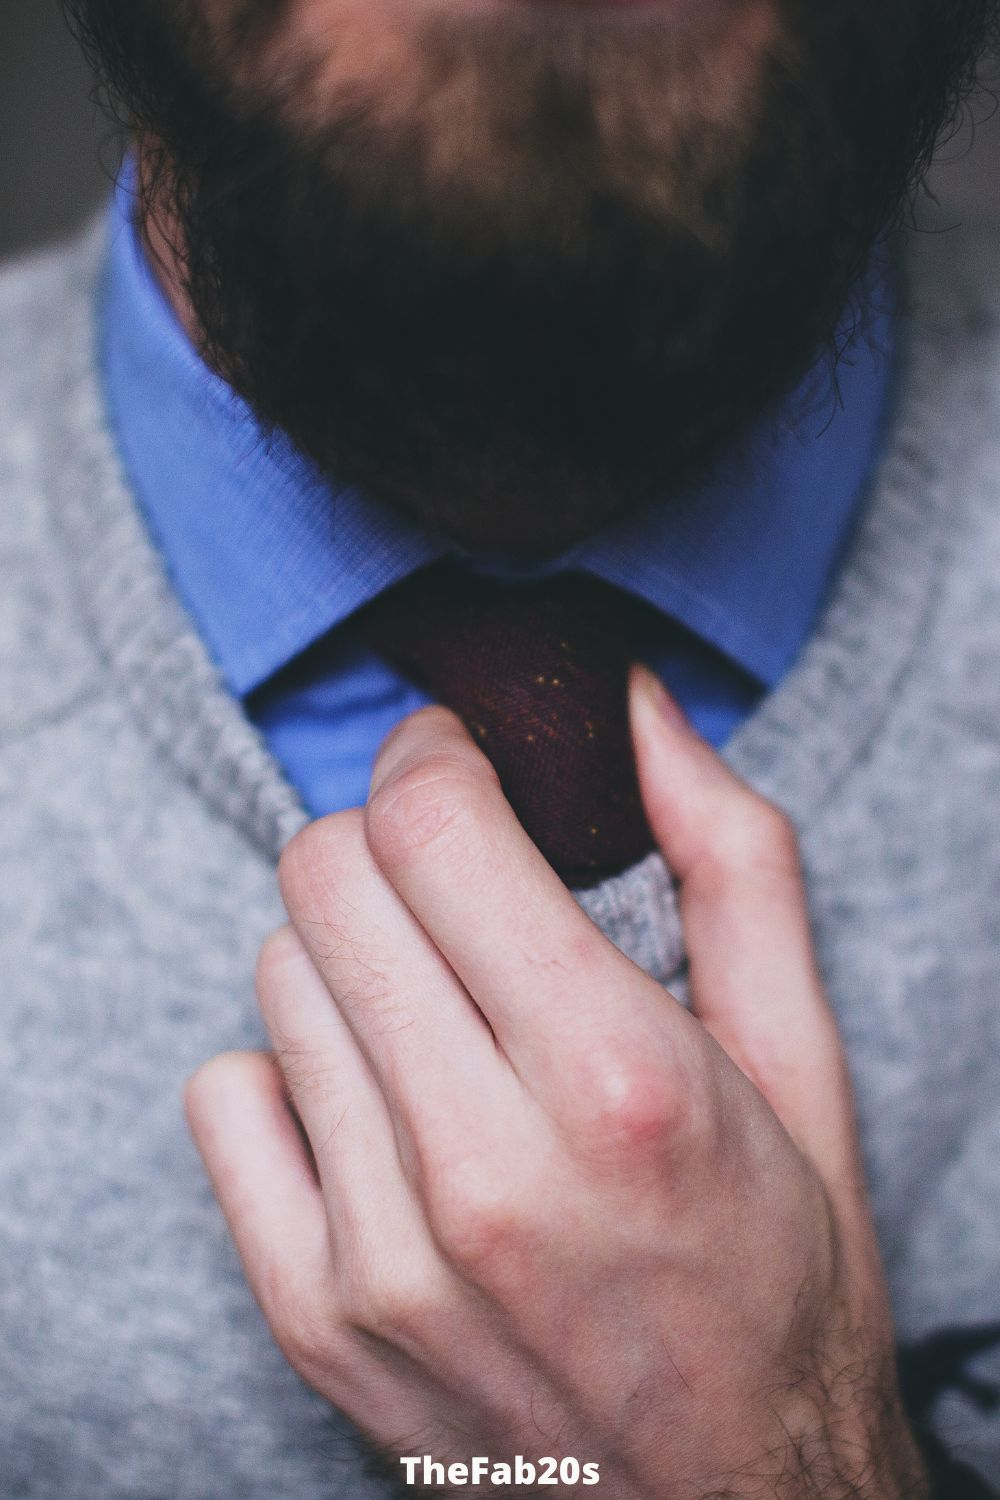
[761,1359,930,1499]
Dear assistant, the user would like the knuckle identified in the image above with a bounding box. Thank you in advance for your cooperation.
[710,797,800,886]
[366,752,496,869]
[427,1167,530,1280]
[349,1266,444,1347]
[571,1048,691,1161]
[255,924,304,997]
[277,809,367,912]
[263,1258,335,1376]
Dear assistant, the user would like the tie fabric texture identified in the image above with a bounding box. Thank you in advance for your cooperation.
[352,561,659,889]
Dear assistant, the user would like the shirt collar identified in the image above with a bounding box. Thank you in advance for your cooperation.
[100,168,895,698]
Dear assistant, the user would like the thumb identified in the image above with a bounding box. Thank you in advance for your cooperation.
[629,664,860,1191]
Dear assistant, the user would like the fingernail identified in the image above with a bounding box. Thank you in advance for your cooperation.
[630,663,689,730]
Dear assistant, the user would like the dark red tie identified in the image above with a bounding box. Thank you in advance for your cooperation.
[352,561,658,889]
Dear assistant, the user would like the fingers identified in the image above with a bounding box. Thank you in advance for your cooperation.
[254,923,428,1242]
[184,1046,450,1436]
[629,666,861,1193]
[274,816,515,1159]
[362,707,676,1100]
[184,1050,336,1345]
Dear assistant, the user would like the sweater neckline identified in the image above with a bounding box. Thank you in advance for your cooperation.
[723,252,959,825]
[50,220,957,915]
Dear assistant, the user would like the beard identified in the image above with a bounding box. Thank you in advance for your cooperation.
[68,0,996,551]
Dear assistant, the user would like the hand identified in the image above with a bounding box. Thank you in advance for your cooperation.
[186,667,927,1498]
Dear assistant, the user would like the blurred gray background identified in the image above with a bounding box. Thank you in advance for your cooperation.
[0,0,998,259]
[1,0,112,258]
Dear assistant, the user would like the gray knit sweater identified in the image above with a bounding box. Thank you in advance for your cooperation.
[1,211,1000,1497]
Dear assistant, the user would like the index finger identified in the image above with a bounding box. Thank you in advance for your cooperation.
[363,708,688,1090]
[630,667,865,1204]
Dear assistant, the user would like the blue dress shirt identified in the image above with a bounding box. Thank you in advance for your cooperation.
[100,170,895,818]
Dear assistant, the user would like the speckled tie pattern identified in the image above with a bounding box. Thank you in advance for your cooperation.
[353,561,658,888]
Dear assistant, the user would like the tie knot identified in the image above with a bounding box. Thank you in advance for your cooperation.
[353,562,657,888]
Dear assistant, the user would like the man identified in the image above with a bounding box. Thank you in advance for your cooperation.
[1,0,999,1493]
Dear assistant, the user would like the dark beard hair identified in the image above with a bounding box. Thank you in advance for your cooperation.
[67,0,997,551]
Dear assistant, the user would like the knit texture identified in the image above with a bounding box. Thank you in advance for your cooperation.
[1,215,999,1494]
